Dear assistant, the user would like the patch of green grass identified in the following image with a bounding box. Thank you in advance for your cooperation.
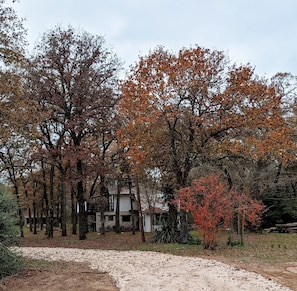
[21,226,297,267]
[138,245,153,251]
[137,231,297,265]
[22,258,57,268]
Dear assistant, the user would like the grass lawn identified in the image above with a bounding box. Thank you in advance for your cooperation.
[20,226,297,266]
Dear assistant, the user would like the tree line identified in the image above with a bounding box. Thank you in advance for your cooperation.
[1,1,297,244]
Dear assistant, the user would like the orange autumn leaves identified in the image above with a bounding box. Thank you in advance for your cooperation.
[117,45,293,247]
[118,46,294,183]
[175,174,265,249]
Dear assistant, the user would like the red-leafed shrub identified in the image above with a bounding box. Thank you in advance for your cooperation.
[175,174,264,249]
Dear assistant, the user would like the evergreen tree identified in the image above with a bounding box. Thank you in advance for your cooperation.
[0,185,22,279]
[0,185,20,246]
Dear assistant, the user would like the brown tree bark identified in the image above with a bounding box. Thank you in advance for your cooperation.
[135,175,145,242]
[115,178,121,234]
[60,181,67,237]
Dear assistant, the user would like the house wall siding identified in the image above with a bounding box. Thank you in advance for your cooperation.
[95,194,138,232]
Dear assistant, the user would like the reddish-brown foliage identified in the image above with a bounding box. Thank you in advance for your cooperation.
[175,174,265,249]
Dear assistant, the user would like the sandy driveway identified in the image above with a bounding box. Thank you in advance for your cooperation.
[17,247,291,291]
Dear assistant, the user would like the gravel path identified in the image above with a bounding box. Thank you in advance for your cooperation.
[17,247,291,291]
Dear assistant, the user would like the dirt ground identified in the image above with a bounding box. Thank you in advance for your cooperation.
[2,260,296,291]
[239,261,297,291]
[0,261,118,291]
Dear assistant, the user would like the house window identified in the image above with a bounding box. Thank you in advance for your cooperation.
[108,215,114,221]
[108,195,114,211]
[122,215,131,222]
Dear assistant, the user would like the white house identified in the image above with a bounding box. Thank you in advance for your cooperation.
[142,203,169,232]
[93,183,138,232]
[90,181,169,233]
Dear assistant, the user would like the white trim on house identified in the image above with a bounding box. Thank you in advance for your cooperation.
[92,183,168,233]
[142,203,169,232]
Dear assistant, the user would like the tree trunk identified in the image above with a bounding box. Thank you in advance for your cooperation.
[130,197,135,234]
[41,160,50,237]
[237,212,240,238]
[129,178,135,235]
[77,192,87,240]
[12,184,24,238]
[33,198,37,234]
[115,178,121,234]
[77,159,87,240]
[99,180,109,235]
[178,211,188,244]
[168,117,192,244]
[150,208,154,233]
[47,160,55,239]
[136,175,145,242]
[28,207,32,232]
[240,212,245,246]
[60,181,67,237]
[40,212,43,230]
[77,200,87,240]
[168,203,178,231]
[100,209,105,235]
[71,187,77,235]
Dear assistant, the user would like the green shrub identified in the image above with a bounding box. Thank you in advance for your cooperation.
[226,237,242,247]
[187,236,202,245]
[0,243,22,279]
[0,186,20,246]
[152,221,197,244]
[0,186,23,279]
[153,221,179,243]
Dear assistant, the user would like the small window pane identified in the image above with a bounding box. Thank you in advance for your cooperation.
[122,215,131,222]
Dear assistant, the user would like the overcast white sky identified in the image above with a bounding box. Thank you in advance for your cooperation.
[13,0,297,78]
